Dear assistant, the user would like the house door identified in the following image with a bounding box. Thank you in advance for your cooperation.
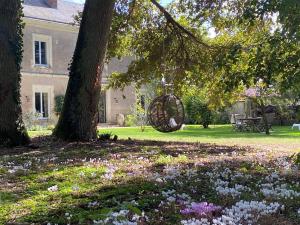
[98,91,106,123]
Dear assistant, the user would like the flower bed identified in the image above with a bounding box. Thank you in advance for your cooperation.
[0,139,299,224]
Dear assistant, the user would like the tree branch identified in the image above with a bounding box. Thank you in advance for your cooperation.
[150,0,212,49]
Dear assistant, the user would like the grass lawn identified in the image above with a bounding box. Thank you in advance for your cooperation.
[99,125,300,151]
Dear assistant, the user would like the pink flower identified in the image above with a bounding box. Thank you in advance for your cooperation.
[180,202,222,216]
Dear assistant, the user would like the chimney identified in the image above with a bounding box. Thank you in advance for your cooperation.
[46,0,58,8]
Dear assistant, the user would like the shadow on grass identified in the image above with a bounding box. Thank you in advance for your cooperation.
[1,137,299,224]
[0,135,252,157]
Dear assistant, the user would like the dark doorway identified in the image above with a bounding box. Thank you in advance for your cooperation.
[98,91,106,123]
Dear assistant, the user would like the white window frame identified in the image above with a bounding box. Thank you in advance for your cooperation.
[32,85,53,120]
[35,41,47,66]
[34,92,49,119]
[32,34,52,68]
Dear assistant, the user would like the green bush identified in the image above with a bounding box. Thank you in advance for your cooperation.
[125,114,136,127]
[98,132,113,141]
[23,112,41,130]
[125,104,147,131]
[212,110,230,124]
[185,96,213,128]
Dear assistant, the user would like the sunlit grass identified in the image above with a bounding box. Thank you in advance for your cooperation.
[98,125,300,150]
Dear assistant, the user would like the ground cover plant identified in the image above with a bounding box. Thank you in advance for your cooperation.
[0,135,299,224]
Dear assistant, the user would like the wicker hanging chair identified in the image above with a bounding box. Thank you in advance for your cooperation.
[147,94,184,133]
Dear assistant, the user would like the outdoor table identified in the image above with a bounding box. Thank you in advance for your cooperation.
[292,124,300,131]
[239,117,263,132]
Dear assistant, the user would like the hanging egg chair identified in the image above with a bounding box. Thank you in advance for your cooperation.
[147,94,184,133]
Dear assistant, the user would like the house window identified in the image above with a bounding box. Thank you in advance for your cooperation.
[34,41,47,65]
[32,34,52,67]
[35,92,49,118]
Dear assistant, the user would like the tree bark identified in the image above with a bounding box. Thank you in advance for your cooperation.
[258,99,270,135]
[0,0,30,146]
[53,0,115,141]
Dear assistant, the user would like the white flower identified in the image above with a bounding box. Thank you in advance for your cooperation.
[8,169,16,173]
[220,200,282,224]
[102,165,117,180]
[88,201,99,208]
[72,185,80,192]
[181,218,210,225]
[260,183,300,199]
[155,178,163,183]
[207,169,251,198]
[79,171,85,177]
[48,185,58,192]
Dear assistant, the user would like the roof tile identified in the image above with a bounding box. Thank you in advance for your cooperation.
[23,0,83,24]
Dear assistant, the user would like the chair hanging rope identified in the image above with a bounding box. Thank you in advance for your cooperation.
[147,94,184,132]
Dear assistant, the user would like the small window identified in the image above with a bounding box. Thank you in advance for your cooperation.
[34,41,47,65]
[35,92,49,118]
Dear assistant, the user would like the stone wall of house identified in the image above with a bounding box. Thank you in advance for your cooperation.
[106,86,137,124]
[21,21,78,75]
[20,20,136,125]
[20,74,69,118]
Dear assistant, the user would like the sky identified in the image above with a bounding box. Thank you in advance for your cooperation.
[70,0,173,6]
[69,0,216,37]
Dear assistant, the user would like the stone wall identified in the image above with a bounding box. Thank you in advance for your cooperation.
[20,19,136,125]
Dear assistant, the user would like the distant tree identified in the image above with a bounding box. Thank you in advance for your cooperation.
[184,92,213,129]
[0,0,30,146]
[109,0,300,95]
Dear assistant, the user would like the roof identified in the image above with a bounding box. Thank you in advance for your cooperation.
[23,0,83,24]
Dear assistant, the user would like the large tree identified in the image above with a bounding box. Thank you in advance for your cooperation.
[0,0,30,146]
[56,0,300,140]
[53,0,115,140]
[109,0,300,100]
[55,0,205,141]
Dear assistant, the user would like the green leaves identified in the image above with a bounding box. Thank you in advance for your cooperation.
[184,94,213,128]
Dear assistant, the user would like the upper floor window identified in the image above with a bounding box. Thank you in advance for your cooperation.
[32,34,52,67]
[35,41,47,65]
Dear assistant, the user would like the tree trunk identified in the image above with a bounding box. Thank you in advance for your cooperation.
[0,0,30,146]
[258,99,270,135]
[202,124,209,129]
[54,0,115,141]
